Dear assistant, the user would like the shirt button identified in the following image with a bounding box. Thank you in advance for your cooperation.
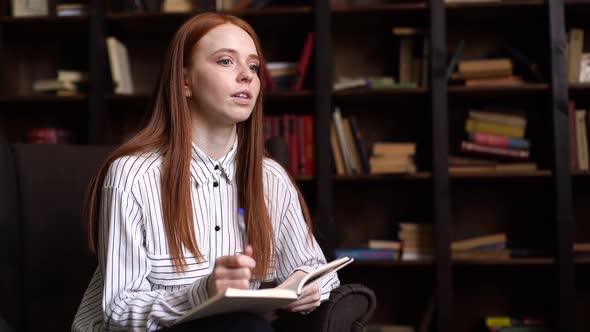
[215,225,220,231]
[214,165,219,170]
[213,181,219,187]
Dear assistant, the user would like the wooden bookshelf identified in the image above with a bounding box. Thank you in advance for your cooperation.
[0,1,587,331]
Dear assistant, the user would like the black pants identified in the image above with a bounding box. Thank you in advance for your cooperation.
[158,312,274,332]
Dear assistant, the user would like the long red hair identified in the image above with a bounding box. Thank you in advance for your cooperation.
[86,12,313,277]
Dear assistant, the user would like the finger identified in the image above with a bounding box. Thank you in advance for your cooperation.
[216,254,256,269]
[287,301,320,313]
[210,278,251,293]
[244,245,253,257]
[285,294,320,310]
[213,266,252,280]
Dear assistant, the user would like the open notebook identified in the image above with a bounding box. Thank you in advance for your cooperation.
[175,256,354,324]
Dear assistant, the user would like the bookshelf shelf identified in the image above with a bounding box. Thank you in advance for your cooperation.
[0,95,87,105]
[333,87,428,99]
[445,0,544,9]
[448,84,549,96]
[449,170,552,179]
[0,15,88,24]
[452,257,555,266]
[572,170,590,177]
[350,260,434,268]
[106,6,312,20]
[331,3,428,13]
[333,172,432,182]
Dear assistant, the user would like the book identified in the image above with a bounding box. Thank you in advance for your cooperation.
[334,248,396,261]
[175,256,354,324]
[461,141,530,160]
[568,28,584,83]
[465,119,526,139]
[106,36,134,95]
[458,58,513,79]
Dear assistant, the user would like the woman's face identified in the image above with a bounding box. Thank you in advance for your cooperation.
[184,23,261,127]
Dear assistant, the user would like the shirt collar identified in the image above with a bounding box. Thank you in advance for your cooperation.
[190,137,238,185]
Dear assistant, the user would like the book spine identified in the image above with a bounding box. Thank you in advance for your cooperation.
[292,32,314,91]
[468,110,527,127]
[468,133,530,150]
[297,116,306,175]
[348,115,370,174]
[303,115,315,176]
[461,141,529,160]
[569,101,579,171]
[465,119,525,138]
[576,110,589,170]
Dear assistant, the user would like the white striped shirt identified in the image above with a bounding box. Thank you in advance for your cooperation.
[72,138,339,332]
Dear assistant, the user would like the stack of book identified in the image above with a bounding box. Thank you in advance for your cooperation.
[458,109,535,172]
[452,58,524,87]
[370,142,416,175]
[399,222,434,261]
[451,233,508,260]
[567,27,590,83]
[32,70,88,96]
[265,62,299,91]
[574,242,590,260]
[482,316,549,332]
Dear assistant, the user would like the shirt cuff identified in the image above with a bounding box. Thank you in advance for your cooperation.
[188,275,210,308]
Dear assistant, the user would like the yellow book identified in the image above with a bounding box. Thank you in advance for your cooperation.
[465,119,525,138]
[485,316,512,327]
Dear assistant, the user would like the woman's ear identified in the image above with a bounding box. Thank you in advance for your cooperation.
[183,68,192,98]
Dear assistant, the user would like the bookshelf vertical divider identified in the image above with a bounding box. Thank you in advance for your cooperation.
[429,1,452,331]
[313,0,336,259]
[88,0,107,145]
[547,0,575,331]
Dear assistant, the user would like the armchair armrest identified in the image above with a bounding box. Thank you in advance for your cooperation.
[272,284,376,332]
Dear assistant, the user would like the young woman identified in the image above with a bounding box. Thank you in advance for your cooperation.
[72,12,339,332]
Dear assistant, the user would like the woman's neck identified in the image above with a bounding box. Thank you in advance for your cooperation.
[190,114,237,161]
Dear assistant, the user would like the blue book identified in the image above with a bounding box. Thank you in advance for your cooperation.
[334,248,397,261]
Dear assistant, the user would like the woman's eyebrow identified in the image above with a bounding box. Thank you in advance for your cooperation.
[210,48,259,60]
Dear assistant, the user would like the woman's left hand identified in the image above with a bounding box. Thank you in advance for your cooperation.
[283,281,320,313]
[276,270,321,313]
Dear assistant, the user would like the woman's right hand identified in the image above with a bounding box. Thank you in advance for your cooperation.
[206,245,256,297]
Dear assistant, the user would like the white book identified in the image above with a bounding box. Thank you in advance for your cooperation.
[12,0,48,17]
[174,256,354,324]
[106,36,134,95]
[332,107,355,174]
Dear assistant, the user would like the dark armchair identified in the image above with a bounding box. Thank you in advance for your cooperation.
[0,143,376,332]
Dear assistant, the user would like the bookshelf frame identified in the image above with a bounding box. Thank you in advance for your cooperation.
[0,1,586,331]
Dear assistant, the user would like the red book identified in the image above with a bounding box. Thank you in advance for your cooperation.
[288,115,299,175]
[461,141,529,160]
[303,115,315,176]
[292,32,315,91]
[297,116,307,175]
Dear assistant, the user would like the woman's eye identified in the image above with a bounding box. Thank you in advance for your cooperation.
[249,64,260,72]
[218,58,233,66]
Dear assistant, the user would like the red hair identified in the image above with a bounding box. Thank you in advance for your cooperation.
[86,12,313,277]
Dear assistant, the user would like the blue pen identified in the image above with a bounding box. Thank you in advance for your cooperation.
[238,208,247,251]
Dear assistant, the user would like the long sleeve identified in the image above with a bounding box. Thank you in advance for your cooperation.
[98,186,209,331]
[274,187,340,302]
